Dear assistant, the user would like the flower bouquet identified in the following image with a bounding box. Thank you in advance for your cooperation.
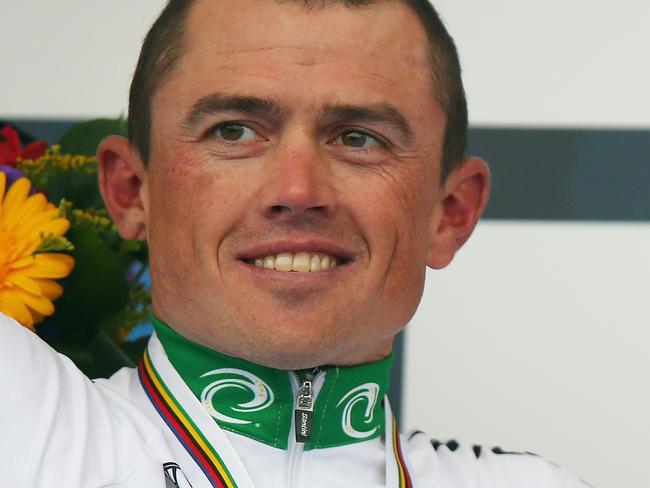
[0,120,150,377]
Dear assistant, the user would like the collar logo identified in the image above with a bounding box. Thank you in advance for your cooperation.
[200,368,274,425]
[336,382,380,439]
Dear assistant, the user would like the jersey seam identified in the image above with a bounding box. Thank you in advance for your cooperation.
[219,423,278,447]
[273,370,283,448]
[313,367,339,447]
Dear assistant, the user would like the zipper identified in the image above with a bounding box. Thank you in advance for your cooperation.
[294,368,318,443]
[286,368,326,488]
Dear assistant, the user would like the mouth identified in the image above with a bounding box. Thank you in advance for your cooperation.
[243,251,347,272]
[237,242,354,273]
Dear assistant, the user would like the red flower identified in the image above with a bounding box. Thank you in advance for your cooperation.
[0,125,48,167]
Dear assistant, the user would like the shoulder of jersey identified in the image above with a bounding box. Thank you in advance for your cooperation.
[405,431,593,488]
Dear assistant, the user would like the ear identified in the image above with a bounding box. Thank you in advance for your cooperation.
[97,135,148,241]
[427,157,491,269]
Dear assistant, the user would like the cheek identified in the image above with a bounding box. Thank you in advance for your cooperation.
[149,160,199,232]
[341,163,436,252]
[147,153,257,260]
[370,172,433,324]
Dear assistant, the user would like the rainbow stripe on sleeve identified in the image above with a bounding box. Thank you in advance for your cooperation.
[391,416,413,488]
[140,345,411,488]
[139,349,239,488]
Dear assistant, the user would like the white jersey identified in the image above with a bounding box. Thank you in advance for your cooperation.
[0,313,591,487]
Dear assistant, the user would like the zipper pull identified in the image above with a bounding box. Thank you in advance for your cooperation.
[294,369,318,443]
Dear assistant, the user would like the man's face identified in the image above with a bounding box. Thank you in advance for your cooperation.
[144,0,448,368]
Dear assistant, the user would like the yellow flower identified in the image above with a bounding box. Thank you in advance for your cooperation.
[0,173,75,330]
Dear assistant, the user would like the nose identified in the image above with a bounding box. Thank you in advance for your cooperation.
[258,141,336,220]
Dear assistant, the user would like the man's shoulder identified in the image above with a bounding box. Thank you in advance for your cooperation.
[0,311,65,376]
[404,431,592,488]
[0,312,168,486]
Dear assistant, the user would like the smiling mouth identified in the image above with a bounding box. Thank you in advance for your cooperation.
[243,252,347,273]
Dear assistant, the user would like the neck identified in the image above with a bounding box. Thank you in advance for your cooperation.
[152,316,394,450]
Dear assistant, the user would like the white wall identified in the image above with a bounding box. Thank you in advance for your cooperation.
[405,222,650,488]
[2,2,649,487]
[2,0,650,127]
[402,3,650,488]
[434,0,650,128]
[0,0,166,119]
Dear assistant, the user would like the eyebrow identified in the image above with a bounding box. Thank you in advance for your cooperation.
[182,93,414,143]
[182,93,285,131]
[321,103,414,143]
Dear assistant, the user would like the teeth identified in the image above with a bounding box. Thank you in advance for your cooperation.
[263,256,275,269]
[251,252,340,272]
[310,254,321,272]
[321,255,331,270]
[274,253,293,272]
[292,252,311,272]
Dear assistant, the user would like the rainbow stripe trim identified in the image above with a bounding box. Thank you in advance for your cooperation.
[391,416,413,488]
[138,349,238,488]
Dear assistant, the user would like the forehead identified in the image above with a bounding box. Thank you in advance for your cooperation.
[154,0,441,132]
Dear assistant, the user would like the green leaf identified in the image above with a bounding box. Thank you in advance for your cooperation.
[59,118,128,157]
[47,170,105,210]
[89,330,135,378]
[46,340,99,377]
[52,223,130,342]
[45,331,135,378]
[35,234,74,253]
[121,337,150,365]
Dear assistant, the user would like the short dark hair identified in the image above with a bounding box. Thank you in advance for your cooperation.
[128,0,467,181]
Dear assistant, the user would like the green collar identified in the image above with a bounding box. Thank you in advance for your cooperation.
[152,316,393,450]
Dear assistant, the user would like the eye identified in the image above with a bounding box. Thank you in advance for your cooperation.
[332,130,384,149]
[212,123,259,142]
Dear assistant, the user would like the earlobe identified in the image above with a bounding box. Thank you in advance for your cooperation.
[426,157,491,269]
[97,135,148,241]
